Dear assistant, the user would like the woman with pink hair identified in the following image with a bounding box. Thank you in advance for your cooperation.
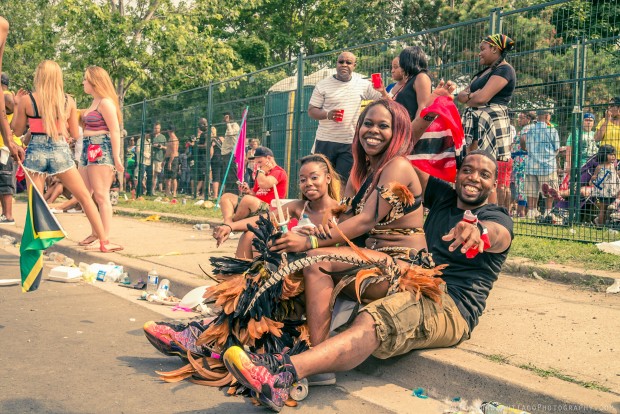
[272,98,427,354]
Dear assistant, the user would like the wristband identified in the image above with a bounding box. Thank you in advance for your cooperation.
[465,92,472,102]
[309,235,319,249]
[221,223,232,232]
[256,169,266,176]
[461,210,491,258]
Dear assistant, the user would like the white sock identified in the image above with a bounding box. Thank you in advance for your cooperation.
[544,209,552,216]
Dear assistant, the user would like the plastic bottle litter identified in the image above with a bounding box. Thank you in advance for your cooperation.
[81,263,124,283]
[157,278,171,298]
[48,252,75,267]
[193,223,210,231]
[146,269,159,294]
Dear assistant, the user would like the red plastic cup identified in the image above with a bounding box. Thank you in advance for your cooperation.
[371,73,382,88]
[333,109,344,123]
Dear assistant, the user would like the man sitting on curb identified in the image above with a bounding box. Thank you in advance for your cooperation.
[213,146,288,248]
[222,150,514,412]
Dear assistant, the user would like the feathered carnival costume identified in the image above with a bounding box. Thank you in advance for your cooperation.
[144,204,446,403]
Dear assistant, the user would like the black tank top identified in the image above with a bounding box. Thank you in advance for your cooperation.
[395,72,430,121]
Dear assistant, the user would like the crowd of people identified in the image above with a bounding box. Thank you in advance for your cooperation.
[1,12,619,412]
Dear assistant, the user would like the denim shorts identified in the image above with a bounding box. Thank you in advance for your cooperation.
[81,134,114,167]
[23,134,76,176]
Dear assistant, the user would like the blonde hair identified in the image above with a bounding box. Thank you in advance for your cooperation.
[84,65,122,125]
[33,60,69,140]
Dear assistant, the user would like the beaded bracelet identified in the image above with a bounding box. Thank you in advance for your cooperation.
[309,235,319,249]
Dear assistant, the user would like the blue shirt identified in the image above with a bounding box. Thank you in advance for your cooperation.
[525,122,559,175]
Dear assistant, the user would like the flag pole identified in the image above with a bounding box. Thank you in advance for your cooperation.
[216,106,249,207]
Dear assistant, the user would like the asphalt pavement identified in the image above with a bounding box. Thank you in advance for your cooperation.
[0,247,449,414]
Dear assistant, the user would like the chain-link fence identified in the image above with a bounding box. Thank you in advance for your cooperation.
[122,0,620,242]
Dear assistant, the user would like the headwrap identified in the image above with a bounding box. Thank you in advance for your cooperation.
[483,34,515,53]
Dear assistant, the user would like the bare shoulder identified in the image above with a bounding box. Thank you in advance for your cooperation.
[99,97,115,109]
[383,156,414,172]
[283,199,304,218]
[0,17,8,35]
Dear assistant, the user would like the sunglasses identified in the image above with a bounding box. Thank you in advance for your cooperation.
[338,60,355,65]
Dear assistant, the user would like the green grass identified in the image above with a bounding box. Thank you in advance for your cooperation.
[484,355,610,392]
[485,354,511,364]
[518,363,610,393]
[511,235,620,272]
[116,194,223,219]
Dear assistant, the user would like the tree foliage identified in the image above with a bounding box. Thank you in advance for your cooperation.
[0,0,617,111]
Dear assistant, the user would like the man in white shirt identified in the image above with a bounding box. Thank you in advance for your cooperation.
[308,51,385,180]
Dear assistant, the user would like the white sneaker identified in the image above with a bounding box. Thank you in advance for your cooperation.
[228,232,240,240]
[526,210,540,219]
[50,208,63,214]
[0,215,15,225]
[66,208,83,214]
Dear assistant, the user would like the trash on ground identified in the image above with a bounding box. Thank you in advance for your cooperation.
[606,279,620,294]
[141,291,181,306]
[1,235,16,247]
[81,263,124,283]
[0,279,21,286]
[48,266,82,283]
[412,387,428,399]
[142,214,161,222]
[179,285,209,309]
[531,271,543,280]
[193,223,210,231]
[47,252,75,267]
[596,239,620,256]
[202,200,215,209]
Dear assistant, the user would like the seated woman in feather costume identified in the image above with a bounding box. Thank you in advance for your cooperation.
[232,153,342,260]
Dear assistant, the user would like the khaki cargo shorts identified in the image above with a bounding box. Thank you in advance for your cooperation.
[363,289,470,359]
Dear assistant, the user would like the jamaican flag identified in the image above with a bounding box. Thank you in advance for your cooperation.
[20,184,66,292]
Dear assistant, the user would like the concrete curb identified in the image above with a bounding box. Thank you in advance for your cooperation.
[358,348,618,413]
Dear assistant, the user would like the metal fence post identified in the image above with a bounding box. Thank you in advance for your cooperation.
[568,38,583,224]
[206,83,213,199]
[489,7,502,34]
[136,98,147,197]
[289,53,305,196]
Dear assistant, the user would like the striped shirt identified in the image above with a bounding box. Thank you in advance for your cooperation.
[309,73,382,144]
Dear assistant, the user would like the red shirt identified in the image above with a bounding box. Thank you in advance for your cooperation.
[253,165,288,204]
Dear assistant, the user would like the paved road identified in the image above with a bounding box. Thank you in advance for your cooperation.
[0,248,448,414]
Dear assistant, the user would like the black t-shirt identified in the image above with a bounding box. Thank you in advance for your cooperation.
[395,72,430,121]
[423,177,513,332]
[469,63,516,106]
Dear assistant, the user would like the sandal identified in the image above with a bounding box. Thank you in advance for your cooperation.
[78,234,98,246]
[99,241,124,253]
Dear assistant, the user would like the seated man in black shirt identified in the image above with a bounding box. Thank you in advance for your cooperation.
[222,150,513,412]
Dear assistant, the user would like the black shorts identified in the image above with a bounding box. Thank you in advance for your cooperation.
[313,140,352,182]
[164,157,179,179]
[211,152,223,182]
[0,157,16,195]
